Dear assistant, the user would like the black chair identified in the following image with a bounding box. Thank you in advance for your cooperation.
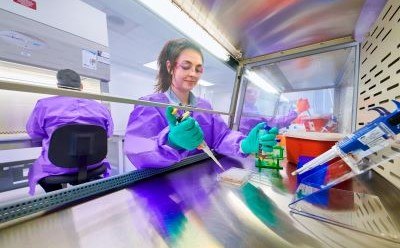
[39,124,108,192]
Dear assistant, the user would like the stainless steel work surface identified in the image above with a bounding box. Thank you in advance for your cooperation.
[1,156,399,248]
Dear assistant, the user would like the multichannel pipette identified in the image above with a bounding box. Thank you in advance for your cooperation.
[173,108,225,171]
[292,100,400,176]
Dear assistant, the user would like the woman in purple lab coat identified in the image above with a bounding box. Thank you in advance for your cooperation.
[26,69,114,195]
[124,38,278,169]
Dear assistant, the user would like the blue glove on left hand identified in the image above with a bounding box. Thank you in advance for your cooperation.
[241,122,279,154]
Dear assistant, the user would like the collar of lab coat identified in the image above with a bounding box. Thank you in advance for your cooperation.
[165,88,197,107]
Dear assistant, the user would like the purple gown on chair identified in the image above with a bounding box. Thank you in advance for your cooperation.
[26,96,114,195]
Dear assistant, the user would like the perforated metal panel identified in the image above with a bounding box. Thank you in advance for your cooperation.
[358,0,400,189]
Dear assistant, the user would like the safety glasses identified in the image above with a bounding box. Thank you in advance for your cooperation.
[175,61,204,74]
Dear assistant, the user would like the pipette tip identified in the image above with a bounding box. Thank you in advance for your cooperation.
[217,161,225,171]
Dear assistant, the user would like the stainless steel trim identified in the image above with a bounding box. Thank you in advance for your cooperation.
[0,79,230,116]
[228,63,244,129]
[0,153,209,226]
[243,36,356,67]
[352,43,360,132]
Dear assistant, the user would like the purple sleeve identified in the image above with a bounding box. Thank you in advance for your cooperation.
[210,114,247,158]
[105,108,114,138]
[239,111,298,135]
[264,110,298,129]
[124,105,189,169]
[26,101,46,140]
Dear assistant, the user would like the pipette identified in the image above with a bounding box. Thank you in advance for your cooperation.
[292,100,400,176]
[258,125,272,156]
[173,108,225,171]
[258,124,281,154]
[198,141,225,171]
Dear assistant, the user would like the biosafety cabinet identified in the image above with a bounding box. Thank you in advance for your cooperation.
[0,0,400,247]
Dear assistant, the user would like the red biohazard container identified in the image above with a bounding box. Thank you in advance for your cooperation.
[284,132,345,164]
[303,116,330,132]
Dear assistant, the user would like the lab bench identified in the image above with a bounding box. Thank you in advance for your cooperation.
[0,156,399,248]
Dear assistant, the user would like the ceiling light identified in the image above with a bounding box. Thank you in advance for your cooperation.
[280,95,290,102]
[245,70,279,94]
[137,0,230,61]
[143,60,158,70]
[198,80,214,87]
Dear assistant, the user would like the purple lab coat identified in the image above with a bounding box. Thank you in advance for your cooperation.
[124,93,247,169]
[26,96,114,195]
[239,104,298,135]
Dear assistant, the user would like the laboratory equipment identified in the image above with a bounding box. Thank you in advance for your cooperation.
[217,167,252,187]
[292,100,400,176]
[197,141,225,171]
[0,5,110,81]
[258,125,271,154]
[255,145,284,172]
[284,132,344,164]
[174,109,225,171]
[254,125,283,171]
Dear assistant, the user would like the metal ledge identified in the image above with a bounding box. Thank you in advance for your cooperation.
[0,153,209,226]
[243,36,357,67]
[0,79,230,116]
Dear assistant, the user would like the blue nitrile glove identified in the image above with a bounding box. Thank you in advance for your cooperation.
[261,126,279,152]
[241,122,279,154]
[166,106,204,150]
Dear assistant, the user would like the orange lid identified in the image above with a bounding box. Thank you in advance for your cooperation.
[284,131,345,141]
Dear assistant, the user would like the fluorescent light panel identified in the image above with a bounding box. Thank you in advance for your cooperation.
[0,60,57,86]
[0,60,100,91]
[143,60,158,70]
[245,70,279,94]
[198,80,214,87]
[137,0,230,61]
[280,95,290,102]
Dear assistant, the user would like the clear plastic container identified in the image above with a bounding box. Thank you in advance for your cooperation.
[217,167,252,187]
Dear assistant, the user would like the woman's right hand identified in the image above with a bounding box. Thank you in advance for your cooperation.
[166,107,204,150]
